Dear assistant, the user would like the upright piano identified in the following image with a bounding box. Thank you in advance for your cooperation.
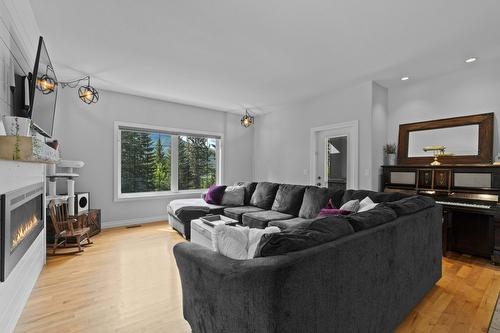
[381,165,500,264]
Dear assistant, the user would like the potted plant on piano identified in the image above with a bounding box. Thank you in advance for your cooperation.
[384,143,397,166]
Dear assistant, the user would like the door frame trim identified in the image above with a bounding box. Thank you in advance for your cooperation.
[310,120,359,189]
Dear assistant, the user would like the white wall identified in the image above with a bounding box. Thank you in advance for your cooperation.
[371,82,388,190]
[253,81,378,189]
[53,89,253,227]
[387,59,500,158]
[0,1,45,333]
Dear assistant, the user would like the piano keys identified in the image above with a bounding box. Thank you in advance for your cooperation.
[382,165,500,264]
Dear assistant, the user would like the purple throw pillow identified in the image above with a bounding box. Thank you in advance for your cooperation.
[204,185,227,205]
[318,208,351,217]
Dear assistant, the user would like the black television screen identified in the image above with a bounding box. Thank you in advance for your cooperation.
[30,36,57,138]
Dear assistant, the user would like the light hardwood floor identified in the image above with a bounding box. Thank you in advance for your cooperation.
[15,222,500,333]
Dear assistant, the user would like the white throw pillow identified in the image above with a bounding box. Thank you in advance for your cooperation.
[358,196,379,212]
[340,199,360,213]
[212,225,249,260]
[247,227,281,259]
[221,186,245,206]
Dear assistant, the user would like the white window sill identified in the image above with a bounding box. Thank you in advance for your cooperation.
[115,190,206,202]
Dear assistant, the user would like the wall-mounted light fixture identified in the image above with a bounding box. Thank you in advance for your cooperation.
[35,65,57,94]
[240,109,254,128]
[60,75,99,104]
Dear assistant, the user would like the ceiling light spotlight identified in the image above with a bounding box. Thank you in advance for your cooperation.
[401,76,409,81]
[240,109,254,128]
[465,57,477,63]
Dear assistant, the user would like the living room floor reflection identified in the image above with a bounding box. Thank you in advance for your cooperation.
[14,221,500,333]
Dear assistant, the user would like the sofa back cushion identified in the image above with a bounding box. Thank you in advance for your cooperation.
[341,189,409,206]
[384,195,435,216]
[234,182,258,205]
[255,216,354,257]
[346,204,397,231]
[250,182,280,209]
[271,184,306,216]
[298,186,329,219]
[221,186,245,206]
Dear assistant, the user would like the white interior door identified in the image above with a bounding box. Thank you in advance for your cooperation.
[311,121,359,190]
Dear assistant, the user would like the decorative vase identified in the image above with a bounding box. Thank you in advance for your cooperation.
[2,116,31,136]
[386,153,397,166]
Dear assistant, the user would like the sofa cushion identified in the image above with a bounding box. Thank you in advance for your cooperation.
[384,195,435,216]
[298,186,329,218]
[224,206,264,222]
[242,210,294,229]
[271,184,306,216]
[234,182,258,205]
[221,186,245,206]
[341,189,409,206]
[255,216,355,257]
[340,199,360,213]
[268,217,311,230]
[249,182,280,209]
[346,204,397,231]
[168,198,225,222]
[205,185,227,205]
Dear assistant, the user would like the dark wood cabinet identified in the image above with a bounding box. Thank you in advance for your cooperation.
[382,164,500,264]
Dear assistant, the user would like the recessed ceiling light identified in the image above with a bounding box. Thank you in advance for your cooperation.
[465,57,477,63]
[401,76,409,81]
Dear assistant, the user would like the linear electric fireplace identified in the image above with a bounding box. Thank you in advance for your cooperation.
[1,182,44,282]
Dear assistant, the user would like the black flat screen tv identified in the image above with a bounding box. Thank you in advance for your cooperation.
[29,36,58,138]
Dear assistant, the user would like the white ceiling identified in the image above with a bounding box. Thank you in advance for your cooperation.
[29,0,500,114]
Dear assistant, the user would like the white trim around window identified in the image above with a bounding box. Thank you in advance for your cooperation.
[114,121,224,202]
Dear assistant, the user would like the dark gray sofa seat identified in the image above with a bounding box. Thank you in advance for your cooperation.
[224,206,265,222]
[174,204,442,333]
[268,217,311,230]
[242,210,294,229]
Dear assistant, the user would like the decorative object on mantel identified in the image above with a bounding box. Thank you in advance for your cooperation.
[2,116,31,136]
[241,109,254,128]
[383,143,397,165]
[59,75,99,104]
[422,145,453,166]
[0,135,59,163]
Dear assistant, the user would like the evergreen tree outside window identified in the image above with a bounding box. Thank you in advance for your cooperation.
[116,123,221,199]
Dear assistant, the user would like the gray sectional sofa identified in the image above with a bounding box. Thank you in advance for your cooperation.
[172,183,443,332]
[168,181,348,238]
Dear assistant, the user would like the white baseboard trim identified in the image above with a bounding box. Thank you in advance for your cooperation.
[102,215,169,229]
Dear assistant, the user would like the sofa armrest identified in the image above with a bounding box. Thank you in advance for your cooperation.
[174,242,296,332]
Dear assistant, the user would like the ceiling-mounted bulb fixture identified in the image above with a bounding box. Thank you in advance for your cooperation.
[60,75,99,104]
[240,109,254,128]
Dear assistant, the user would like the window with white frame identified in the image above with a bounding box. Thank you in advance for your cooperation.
[115,122,222,200]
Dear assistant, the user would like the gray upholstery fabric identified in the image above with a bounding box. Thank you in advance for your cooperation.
[234,182,258,205]
[346,204,398,231]
[384,195,435,215]
[221,186,245,206]
[298,186,329,218]
[224,206,264,222]
[341,189,409,206]
[255,216,354,257]
[242,210,294,229]
[268,217,312,230]
[168,201,225,239]
[249,182,280,209]
[174,205,443,333]
[271,184,306,216]
[340,199,360,212]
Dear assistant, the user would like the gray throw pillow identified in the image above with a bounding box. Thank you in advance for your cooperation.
[221,186,245,206]
[340,199,360,213]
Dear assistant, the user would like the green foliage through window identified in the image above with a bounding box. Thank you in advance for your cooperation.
[120,129,217,194]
